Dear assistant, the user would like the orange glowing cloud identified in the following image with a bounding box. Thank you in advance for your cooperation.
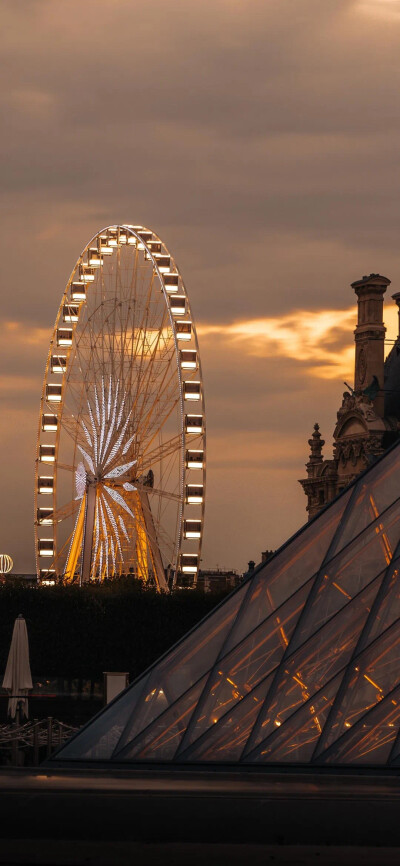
[355,0,400,20]
[3,320,53,346]
[198,305,399,381]
[0,321,52,403]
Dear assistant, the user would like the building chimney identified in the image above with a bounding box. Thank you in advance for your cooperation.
[351,273,391,417]
[261,550,275,563]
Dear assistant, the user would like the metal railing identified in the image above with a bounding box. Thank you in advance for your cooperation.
[0,717,79,766]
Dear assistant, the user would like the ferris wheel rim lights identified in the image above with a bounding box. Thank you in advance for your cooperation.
[35,224,206,589]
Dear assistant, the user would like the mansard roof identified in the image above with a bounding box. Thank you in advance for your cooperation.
[384,340,400,421]
[52,441,400,768]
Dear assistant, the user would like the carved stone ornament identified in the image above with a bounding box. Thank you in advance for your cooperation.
[337,392,355,418]
[365,434,385,455]
[334,436,369,468]
[354,393,378,422]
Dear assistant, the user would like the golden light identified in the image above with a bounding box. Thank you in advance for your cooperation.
[355,0,400,19]
[0,554,13,575]
[198,304,399,381]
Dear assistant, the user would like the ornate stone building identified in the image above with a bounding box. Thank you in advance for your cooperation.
[300,273,400,520]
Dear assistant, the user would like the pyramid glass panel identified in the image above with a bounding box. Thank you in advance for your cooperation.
[388,722,400,763]
[51,441,400,768]
[289,500,400,654]
[359,556,400,649]
[115,676,209,762]
[321,685,400,765]
[328,448,400,557]
[179,675,275,762]
[116,583,248,751]
[180,579,312,751]
[249,675,342,764]
[55,675,150,760]
[245,577,378,753]
[315,619,400,756]
[223,492,350,654]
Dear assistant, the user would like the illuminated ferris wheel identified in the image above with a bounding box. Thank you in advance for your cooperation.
[35,225,206,589]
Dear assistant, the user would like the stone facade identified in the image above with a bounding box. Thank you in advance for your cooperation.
[300,273,400,520]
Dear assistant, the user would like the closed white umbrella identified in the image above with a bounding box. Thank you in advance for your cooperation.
[3,614,33,723]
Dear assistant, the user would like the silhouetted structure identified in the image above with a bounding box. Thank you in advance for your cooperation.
[300,273,400,519]
[197,569,241,593]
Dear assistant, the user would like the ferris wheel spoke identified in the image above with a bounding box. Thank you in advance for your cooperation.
[138,393,179,453]
[140,395,181,455]
[77,444,95,475]
[137,484,181,503]
[59,423,91,459]
[133,357,180,443]
[130,307,170,428]
[141,434,182,469]
[37,500,79,527]
[155,525,179,559]
[136,324,174,404]
[103,483,135,520]
[158,452,181,497]
[101,492,124,558]
[90,496,100,581]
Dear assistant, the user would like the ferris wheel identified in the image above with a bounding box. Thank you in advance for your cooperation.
[35,225,205,589]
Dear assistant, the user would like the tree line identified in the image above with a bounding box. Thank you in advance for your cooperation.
[0,578,230,681]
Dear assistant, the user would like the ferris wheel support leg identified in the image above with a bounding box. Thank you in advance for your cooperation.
[135,501,148,585]
[81,484,97,584]
[64,494,86,583]
[139,490,169,592]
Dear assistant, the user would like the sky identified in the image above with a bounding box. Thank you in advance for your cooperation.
[2,0,400,574]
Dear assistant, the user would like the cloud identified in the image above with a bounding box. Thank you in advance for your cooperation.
[200,303,398,379]
[199,309,355,379]
[356,0,400,20]
[2,0,400,572]
[1,293,398,572]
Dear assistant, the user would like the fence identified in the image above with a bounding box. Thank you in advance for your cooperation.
[0,718,79,767]
[0,679,103,726]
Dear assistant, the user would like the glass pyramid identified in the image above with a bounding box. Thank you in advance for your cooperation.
[52,441,400,767]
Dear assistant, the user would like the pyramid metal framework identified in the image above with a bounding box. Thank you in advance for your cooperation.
[54,442,400,767]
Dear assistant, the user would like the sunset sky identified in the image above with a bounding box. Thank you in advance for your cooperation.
[2,0,400,574]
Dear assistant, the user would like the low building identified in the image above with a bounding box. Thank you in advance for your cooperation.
[1,573,37,586]
[197,569,242,593]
